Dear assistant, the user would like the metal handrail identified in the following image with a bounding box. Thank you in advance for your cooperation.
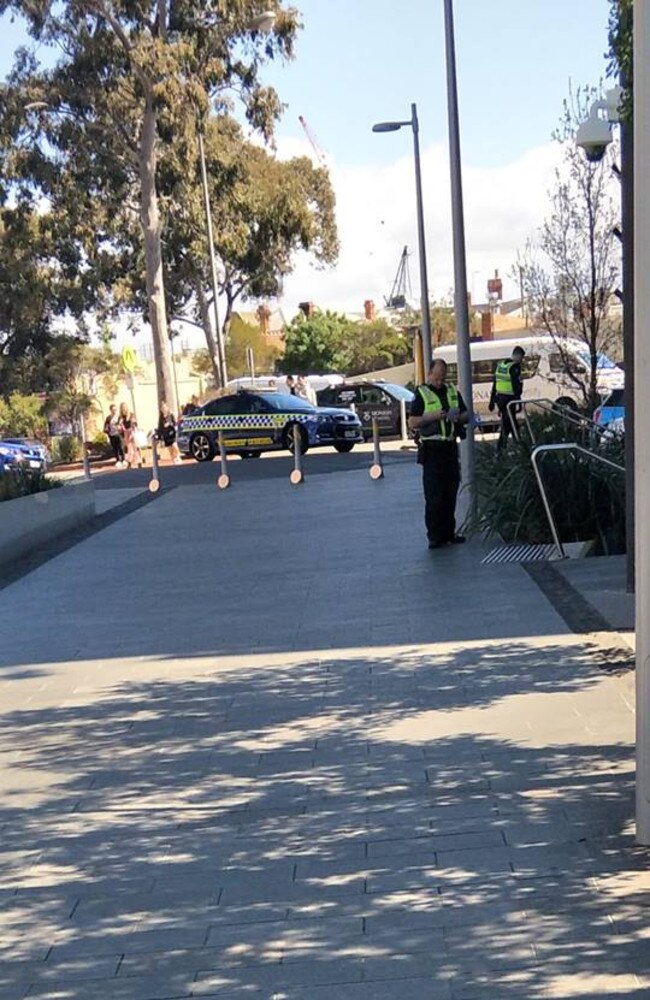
[531,442,625,559]
[506,397,611,445]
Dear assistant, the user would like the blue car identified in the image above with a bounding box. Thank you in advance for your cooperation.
[0,444,25,472]
[594,388,625,430]
[178,391,363,461]
[0,438,50,471]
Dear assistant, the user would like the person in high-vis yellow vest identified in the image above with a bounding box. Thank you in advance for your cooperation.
[489,345,525,449]
[408,358,469,549]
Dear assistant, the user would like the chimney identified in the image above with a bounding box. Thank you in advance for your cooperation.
[487,268,503,302]
[481,311,494,341]
[364,299,376,321]
[298,301,315,319]
[257,303,271,336]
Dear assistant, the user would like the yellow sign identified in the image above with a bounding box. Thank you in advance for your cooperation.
[121,345,137,373]
[226,437,273,448]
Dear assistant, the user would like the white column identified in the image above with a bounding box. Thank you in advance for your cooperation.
[634,0,650,845]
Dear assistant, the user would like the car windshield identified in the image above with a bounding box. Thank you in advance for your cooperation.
[577,350,619,371]
[381,383,414,401]
[268,394,315,412]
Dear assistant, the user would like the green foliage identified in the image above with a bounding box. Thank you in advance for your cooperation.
[0,468,61,502]
[0,393,48,439]
[281,311,351,374]
[607,0,633,121]
[50,436,82,464]
[470,413,625,554]
[281,311,411,376]
[226,321,281,378]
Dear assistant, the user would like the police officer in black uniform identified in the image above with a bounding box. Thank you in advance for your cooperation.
[489,345,525,448]
[409,358,469,549]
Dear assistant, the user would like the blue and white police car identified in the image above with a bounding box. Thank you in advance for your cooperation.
[178,391,363,462]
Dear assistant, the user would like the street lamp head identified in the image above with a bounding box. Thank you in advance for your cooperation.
[372,122,405,133]
[249,10,277,33]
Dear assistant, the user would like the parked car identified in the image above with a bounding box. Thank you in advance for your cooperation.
[0,444,26,472]
[316,381,414,439]
[178,391,363,462]
[593,388,625,430]
[0,438,49,471]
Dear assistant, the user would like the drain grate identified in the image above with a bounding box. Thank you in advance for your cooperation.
[482,543,559,565]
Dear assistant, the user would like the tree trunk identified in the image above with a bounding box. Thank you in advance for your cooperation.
[139,96,175,409]
[195,279,221,385]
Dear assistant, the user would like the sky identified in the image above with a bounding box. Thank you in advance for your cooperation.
[0,0,616,339]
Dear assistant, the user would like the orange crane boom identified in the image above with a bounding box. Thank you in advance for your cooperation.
[298,115,327,165]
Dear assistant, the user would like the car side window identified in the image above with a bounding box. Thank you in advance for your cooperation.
[318,388,337,406]
[360,386,384,404]
[337,388,359,407]
[203,397,236,416]
[248,395,273,414]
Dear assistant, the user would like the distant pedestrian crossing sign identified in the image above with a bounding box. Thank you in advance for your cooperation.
[121,345,137,373]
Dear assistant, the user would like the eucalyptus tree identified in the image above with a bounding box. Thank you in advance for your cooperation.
[0,0,298,404]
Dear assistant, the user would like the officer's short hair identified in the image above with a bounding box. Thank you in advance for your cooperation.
[512,346,525,358]
[429,358,447,371]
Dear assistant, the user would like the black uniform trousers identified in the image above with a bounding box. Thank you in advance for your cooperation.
[496,393,518,449]
[421,440,460,545]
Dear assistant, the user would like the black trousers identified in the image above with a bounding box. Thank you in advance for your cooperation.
[496,394,518,449]
[421,443,460,544]
[109,434,125,462]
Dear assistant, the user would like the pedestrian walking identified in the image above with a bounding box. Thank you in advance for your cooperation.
[408,358,469,549]
[104,404,126,468]
[157,401,183,464]
[489,345,525,449]
[118,402,142,468]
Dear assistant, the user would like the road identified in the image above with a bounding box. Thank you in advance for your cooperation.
[90,442,417,489]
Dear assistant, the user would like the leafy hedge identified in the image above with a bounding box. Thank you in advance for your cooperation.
[470,412,625,554]
[0,468,62,503]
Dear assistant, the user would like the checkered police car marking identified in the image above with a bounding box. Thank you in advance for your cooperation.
[181,413,313,432]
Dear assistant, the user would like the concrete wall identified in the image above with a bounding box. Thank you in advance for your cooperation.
[0,482,95,567]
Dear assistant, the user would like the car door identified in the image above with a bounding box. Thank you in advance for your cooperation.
[358,384,394,434]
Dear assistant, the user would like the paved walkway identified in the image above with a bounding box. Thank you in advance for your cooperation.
[0,460,647,999]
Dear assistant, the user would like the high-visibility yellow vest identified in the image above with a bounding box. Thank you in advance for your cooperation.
[495,360,516,395]
[418,384,460,442]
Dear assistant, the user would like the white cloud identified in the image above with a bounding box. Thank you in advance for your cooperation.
[273,137,563,318]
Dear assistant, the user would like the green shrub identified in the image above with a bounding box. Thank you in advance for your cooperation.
[50,436,83,464]
[0,393,49,440]
[469,413,625,554]
[0,469,62,503]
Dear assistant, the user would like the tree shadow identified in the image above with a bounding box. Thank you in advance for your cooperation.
[0,638,646,999]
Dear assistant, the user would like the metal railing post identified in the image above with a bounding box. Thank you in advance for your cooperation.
[369,417,384,480]
[290,424,304,485]
[217,431,231,489]
[530,442,625,560]
[82,444,92,481]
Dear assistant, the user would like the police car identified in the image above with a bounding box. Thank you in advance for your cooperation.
[178,391,363,462]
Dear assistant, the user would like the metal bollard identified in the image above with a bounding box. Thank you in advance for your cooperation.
[290,423,304,485]
[217,431,231,489]
[149,436,161,493]
[399,398,409,444]
[369,417,384,480]
[82,444,92,481]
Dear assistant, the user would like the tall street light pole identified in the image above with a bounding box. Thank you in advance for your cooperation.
[372,104,432,372]
[443,0,475,513]
[634,0,650,846]
[198,127,226,388]
[195,10,277,391]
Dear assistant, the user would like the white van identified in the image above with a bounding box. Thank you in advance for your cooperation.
[432,335,624,423]
[226,374,344,394]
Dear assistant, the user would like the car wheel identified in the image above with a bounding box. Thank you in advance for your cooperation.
[555,397,579,412]
[284,423,308,455]
[334,442,355,453]
[190,433,215,462]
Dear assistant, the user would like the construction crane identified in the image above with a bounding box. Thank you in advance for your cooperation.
[298,115,327,165]
[385,245,413,310]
